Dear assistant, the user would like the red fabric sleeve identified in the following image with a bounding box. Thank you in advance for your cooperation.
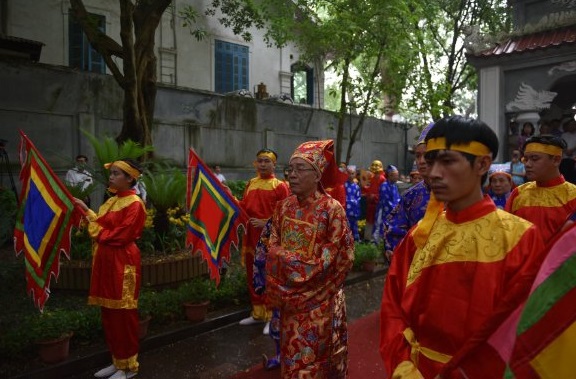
[379,233,416,377]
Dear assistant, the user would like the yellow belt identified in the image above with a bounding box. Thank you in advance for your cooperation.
[403,328,452,366]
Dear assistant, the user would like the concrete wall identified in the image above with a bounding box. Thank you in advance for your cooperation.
[0,59,418,199]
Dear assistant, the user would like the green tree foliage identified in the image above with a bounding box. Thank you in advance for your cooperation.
[399,0,512,123]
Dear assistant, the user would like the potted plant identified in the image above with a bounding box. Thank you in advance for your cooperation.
[180,277,213,323]
[354,242,381,272]
[138,291,153,340]
[28,308,77,364]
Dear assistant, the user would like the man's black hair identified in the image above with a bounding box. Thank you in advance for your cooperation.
[523,135,567,152]
[76,154,88,161]
[425,115,499,184]
[119,158,143,187]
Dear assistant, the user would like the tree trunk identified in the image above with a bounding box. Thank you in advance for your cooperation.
[345,49,383,164]
[335,57,351,163]
[70,0,171,152]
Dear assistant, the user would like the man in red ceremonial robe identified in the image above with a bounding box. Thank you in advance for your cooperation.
[505,135,576,243]
[364,159,386,241]
[74,159,147,379]
[380,116,546,378]
[239,148,290,333]
[266,139,354,378]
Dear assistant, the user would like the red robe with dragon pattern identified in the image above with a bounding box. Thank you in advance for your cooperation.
[266,191,354,378]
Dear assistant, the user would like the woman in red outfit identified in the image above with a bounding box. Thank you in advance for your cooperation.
[74,158,147,379]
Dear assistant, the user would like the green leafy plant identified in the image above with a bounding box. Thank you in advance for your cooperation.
[26,308,78,342]
[80,129,154,188]
[64,181,96,203]
[179,277,215,304]
[353,242,381,270]
[69,224,93,261]
[141,165,187,252]
[225,180,247,200]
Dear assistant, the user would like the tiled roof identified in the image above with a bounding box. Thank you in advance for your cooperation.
[473,25,576,58]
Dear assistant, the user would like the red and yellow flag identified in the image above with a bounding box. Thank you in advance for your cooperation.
[498,223,576,378]
[14,131,81,311]
[186,149,247,285]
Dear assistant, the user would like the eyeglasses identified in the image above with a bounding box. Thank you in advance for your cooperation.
[285,166,316,175]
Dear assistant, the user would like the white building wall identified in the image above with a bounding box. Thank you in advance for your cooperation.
[5,0,314,104]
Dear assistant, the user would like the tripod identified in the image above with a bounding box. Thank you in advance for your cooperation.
[0,139,18,200]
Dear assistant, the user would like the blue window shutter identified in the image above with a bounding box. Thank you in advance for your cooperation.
[69,11,106,74]
[215,40,249,93]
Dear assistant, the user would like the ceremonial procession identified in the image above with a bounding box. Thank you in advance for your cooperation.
[2,1,576,378]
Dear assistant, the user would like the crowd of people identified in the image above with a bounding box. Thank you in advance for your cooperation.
[70,113,576,379]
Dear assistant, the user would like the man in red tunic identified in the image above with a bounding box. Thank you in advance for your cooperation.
[505,135,576,243]
[239,148,290,333]
[380,116,545,378]
[363,159,386,241]
[74,159,147,379]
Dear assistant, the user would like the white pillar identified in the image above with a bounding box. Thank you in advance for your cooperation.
[477,66,505,161]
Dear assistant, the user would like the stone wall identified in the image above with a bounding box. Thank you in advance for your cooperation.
[0,58,418,197]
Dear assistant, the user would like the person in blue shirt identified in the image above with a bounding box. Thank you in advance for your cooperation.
[508,149,526,186]
[384,123,434,257]
[487,163,513,209]
[373,165,401,242]
[344,165,362,241]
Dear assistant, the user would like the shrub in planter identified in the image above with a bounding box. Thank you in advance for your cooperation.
[26,308,79,363]
[27,308,78,342]
[353,242,381,271]
[179,277,214,322]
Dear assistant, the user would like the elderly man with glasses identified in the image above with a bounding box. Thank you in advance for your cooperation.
[265,140,354,378]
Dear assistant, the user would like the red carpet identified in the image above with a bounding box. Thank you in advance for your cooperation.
[231,311,385,378]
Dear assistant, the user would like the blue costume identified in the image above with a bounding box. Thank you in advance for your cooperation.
[374,171,401,242]
[384,180,430,252]
[253,221,281,370]
[488,190,510,209]
[487,163,513,210]
[344,179,361,241]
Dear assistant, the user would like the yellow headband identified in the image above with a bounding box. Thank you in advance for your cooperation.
[524,143,563,156]
[426,137,491,157]
[104,161,141,180]
[256,151,277,164]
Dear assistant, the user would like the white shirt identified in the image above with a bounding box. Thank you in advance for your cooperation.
[65,167,93,190]
[215,173,226,183]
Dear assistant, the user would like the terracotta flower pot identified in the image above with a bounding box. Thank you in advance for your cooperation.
[362,261,377,273]
[35,332,73,364]
[183,301,210,323]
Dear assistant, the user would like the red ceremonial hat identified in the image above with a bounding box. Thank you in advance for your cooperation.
[290,139,346,191]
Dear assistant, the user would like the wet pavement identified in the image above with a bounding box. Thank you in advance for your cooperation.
[14,270,386,379]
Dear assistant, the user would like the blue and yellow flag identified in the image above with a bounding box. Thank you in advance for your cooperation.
[186,148,247,285]
[14,131,81,311]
